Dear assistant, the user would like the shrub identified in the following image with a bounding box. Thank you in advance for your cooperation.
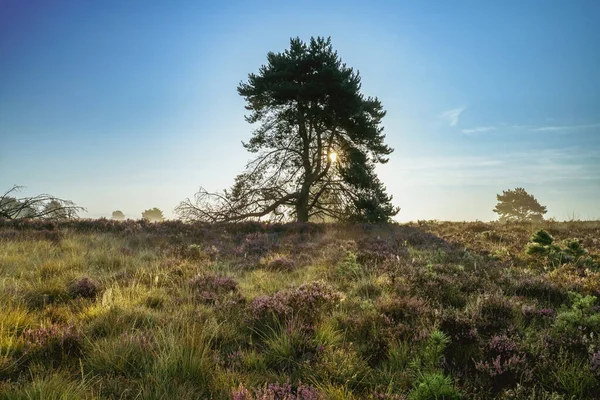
[553,292,600,339]
[337,251,364,280]
[356,236,402,264]
[526,230,597,270]
[475,294,516,335]
[377,295,429,326]
[590,351,600,377]
[231,380,322,400]
[548,265,600,296]
[239,232,278,257]
[67,277,100,299]
[474,334,531,393]
[248,281,341,328]
[481,230,502,242]
[339,310,389,366]
[265,256,296,272]
[22,324,83,365]
[408,372,461,400]
[513,277,568,305]
[190,274,238,293]
[521,306,555,325]
[531,230,553,246]
[190,273,242,305]
[440,310,478,345]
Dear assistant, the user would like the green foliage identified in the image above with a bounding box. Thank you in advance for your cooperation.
[259,319,311,373]
[526,230,598,270]
[1,371,94,400]
[551,353,599,399]
[409,372,462,400]
[315,346,373,389]
[23,283,70,309]
[149,323,218,396]
[530,229,553,246]
[410,330,451,374]
[493,188,547,222]
[85,333,153,378]
[554,292,599,333]
[337,251,364,280]
[406,331,461,399]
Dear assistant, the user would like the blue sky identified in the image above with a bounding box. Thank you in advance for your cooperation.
[1,0,599,221]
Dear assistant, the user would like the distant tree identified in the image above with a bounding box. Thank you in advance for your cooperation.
[493,187,547,222]
[43,200,71,220]
[111,210,125,220]
[0,185,84,220]
[142,208,164,222]
[175,36,398,223]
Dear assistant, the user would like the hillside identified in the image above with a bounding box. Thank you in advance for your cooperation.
[0,220,599,399]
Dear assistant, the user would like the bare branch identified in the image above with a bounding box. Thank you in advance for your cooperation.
[0,185,86,220]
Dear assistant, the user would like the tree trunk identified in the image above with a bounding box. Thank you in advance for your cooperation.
[296,190,310,222]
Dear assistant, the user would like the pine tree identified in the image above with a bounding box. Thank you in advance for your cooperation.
[493,187,547,222]
[177,37,399,223]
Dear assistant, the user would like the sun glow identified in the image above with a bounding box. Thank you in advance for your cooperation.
[329,152,337,163]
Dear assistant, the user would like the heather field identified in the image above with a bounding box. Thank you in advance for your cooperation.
[0,219,599,399]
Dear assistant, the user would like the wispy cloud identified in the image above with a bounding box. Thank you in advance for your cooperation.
[439,107,466,127]
[394,147,599,188]
[461,126,497,135]
[456,122,600,134]
[533,122,600,132]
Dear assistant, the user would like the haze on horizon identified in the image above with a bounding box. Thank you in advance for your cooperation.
[1,0,599,222]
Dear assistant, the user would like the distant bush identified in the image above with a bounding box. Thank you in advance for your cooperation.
[141,207,164,222]
[111,210,125,220]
